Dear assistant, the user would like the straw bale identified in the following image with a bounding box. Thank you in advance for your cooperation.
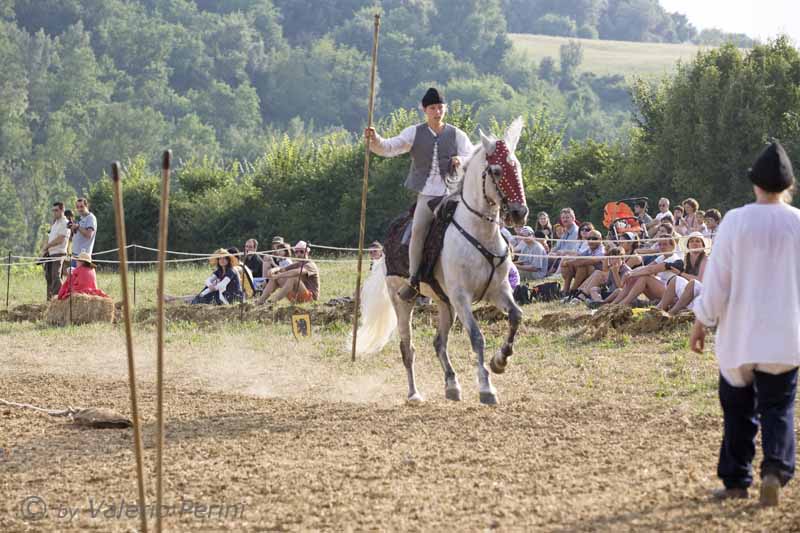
[3,303,48,322]
[46,294,115,326]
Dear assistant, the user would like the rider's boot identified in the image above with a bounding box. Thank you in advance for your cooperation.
[398,275,420,302]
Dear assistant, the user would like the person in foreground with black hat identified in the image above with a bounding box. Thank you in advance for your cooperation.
[690,140,800,507]
[365,87,474,301]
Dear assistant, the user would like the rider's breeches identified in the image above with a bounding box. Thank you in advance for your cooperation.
[409,194,438,279]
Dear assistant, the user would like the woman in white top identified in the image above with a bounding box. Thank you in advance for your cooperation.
[691,141,800,506]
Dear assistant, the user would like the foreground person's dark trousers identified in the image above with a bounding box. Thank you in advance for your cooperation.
[718,368,798,489]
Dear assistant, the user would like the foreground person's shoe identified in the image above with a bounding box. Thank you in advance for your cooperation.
[711,487,749,500]
[760,474,781,507]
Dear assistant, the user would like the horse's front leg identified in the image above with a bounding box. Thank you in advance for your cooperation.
[488,287,523,375]
[452,294,496,405]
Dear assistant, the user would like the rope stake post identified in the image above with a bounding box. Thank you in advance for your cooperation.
[351,13,380,362]
[155,150,172,533]
[5,251,10,309]
[110,162,149,533]
[133,244,138,306]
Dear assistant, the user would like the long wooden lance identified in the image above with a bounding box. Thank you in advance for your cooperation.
[351,14,381,362]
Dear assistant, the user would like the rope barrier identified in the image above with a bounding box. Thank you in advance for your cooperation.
[1,233,715,269]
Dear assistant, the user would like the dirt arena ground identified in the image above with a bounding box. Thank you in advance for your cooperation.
[1,310,799,532]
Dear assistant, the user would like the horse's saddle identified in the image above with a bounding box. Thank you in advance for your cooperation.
[384,197,458,302]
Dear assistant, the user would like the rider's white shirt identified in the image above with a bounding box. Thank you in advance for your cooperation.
[370,125,474,196]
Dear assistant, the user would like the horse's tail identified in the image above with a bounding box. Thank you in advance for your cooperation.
[351,258,397,355]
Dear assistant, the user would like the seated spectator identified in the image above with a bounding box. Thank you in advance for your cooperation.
[572,247,631,304]
[657,232,709,315]
[561,229,605,297]
[609,235,682,306]
[575,222,596,254]
[243,239,263,279]
[257,241,320,304]
[534,212,554,242]
[228,246,256,300]
[672,205,685,231]
[509,224,535,251]
[57,252,110,300]
[704,209,721,240]
[547,208,580,274]
[677,198,706,235]
[264,236,286,269]
[553,223,565,240]
[619,232,644,269]
[640,222,677,265]
[647,197,671,233]
[262,242,293,278]
[190,249,244,305]
[634,199,653,227]
[514,228,548,281]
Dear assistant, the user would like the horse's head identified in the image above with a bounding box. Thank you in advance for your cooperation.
[476,117,529,227]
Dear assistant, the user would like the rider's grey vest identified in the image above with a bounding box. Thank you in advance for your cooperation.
[405,123,457,194]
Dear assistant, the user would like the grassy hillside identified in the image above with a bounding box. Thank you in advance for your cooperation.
[511,33,713,77]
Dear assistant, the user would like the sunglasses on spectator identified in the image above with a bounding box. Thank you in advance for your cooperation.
[587,237,599,241]
[580,227,591,232]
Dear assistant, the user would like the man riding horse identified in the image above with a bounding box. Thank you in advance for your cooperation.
[365,87,474,302]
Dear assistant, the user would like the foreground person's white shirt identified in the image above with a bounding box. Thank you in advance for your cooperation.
[694,202,800,386]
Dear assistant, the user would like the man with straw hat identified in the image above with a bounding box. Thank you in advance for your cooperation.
[365,87,474,302]
[57,252,109,300]
[691,141,800,506]
[256,240,319,304]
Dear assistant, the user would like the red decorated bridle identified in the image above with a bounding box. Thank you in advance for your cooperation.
[460,139,526,225]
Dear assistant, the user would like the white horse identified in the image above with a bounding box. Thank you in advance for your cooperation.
[355,118,529,405]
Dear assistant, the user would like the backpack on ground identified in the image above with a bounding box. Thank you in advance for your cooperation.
[532,281,561,302]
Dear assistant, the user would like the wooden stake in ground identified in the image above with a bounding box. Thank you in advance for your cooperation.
[350,13,381,362]
[111,162,149,533]
[155,150,171,533]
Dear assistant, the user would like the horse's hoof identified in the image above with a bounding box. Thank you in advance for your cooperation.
[490,353,507,374]
[445,386,462,401]
[479,391,498,405]
[407,393,424,404]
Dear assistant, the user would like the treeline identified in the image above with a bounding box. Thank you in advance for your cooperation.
[0,0,640,253]
[72,39,799,257]
[503,0,755,47]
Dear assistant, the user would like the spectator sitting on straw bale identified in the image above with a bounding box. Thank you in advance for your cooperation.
[57,252,109,300]
[190,249,244,305]
[256,241,320,304]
